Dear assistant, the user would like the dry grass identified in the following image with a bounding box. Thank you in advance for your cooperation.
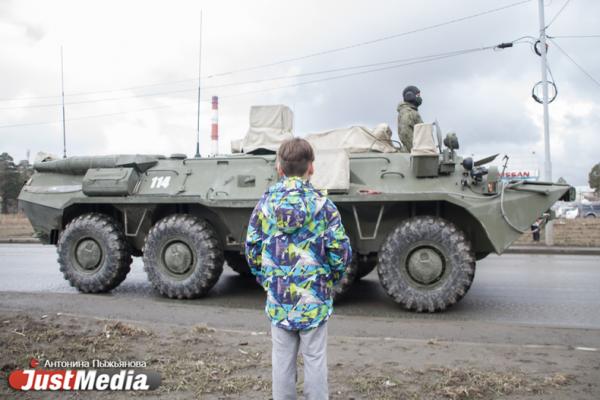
[103,321,152,338]
[0,312,578,399]
[0,213,34,238]
[426,367,530,399]
[349,366,575,400]
[350,373,417,400]
[0,313,271,399]
[192,324,216,334]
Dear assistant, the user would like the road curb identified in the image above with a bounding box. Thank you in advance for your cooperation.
[0,238,41,244]
[506,246,600,256]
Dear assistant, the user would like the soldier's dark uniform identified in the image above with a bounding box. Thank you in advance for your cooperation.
[397,85,423,152]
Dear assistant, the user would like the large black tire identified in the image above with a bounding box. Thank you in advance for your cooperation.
[224,252,253,277]
[57,213,132,293]
[143,214,224,299]
[377,216,475,312]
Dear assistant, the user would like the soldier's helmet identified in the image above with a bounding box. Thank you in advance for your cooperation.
[403,85,422,106]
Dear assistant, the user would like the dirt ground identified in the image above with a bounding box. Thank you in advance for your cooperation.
[1,310,597,400]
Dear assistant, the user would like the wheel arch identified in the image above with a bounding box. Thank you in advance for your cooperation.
[440,201,495,258]
[337,200,495,258]
[60,202,232,253]
[62,203,122,230]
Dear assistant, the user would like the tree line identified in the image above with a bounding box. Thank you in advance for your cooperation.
[590,163,600,196]
[0,152,33,214]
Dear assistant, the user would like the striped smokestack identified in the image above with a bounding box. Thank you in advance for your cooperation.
[211,96,219,156]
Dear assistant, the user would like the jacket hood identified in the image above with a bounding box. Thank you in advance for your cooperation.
[267,177,310,234]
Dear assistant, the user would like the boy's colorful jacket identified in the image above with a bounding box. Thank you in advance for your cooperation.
[245,176,352,331]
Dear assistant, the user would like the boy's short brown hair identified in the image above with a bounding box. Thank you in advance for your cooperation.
[277,138,315,177]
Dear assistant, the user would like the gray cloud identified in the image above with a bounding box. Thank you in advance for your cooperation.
[0,0,598,186]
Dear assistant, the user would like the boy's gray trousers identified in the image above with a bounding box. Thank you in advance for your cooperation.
[271,322,328,400]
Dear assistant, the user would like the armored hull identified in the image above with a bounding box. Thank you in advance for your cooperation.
[19,147,572,312]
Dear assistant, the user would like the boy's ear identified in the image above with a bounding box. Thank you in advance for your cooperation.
[276,162,285,177]
[308,162,314,176]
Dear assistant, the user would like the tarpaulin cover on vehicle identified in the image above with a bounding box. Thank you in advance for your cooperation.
[305,123,397,153]
[232,105,398,155]
[230,105,401,192]
[411,123,438,155]
[311,149,350,192]
[240,105,294,154]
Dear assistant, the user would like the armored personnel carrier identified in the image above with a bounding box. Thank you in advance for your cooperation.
[18,105,573,312]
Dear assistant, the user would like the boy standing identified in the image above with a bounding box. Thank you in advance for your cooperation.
[245,138,352,400]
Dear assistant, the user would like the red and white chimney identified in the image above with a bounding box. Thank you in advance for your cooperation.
[211,96,219,156]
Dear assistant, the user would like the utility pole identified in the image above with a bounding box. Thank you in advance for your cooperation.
[60,45,67,159]
[194,11,203,158]
[537,0,552,182]
[537,0,554,245]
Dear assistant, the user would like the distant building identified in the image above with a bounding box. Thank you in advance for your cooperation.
[576,186,597,202]
[484,151,540,182]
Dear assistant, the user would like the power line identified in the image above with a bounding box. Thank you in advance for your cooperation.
[0,0,531,104]
[0,100,201,129]
[218,47,499,100]
[545,0,573,28]
[0,78,196,103]
[549,39,600,88]
[0,46,508,111]
[0,44,505,129]
[0,88,194,110]
[203,0,532,79]
[203,49,480,89]
[550,34,600,38]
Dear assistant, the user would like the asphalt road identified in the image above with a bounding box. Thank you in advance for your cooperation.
[0,244,599,330]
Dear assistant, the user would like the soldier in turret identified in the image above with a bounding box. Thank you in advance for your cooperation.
[397,85,423,152]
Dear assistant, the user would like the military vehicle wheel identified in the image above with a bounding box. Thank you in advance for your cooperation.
[378,216,475,312]
[57,213,132,293]
[224,252,253,276]
[143,214,224,299]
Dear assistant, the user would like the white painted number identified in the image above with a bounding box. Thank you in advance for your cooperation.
[150,176,171,189]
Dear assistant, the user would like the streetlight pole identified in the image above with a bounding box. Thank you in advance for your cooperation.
[537,0,554,245]
[537,0,552,182]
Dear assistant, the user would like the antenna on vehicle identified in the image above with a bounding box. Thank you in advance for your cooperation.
[194,11,203,158]
[60,45,67,159]
[211,96,219,156]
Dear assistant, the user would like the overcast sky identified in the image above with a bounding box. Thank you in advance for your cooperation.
[1,0,599,185]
